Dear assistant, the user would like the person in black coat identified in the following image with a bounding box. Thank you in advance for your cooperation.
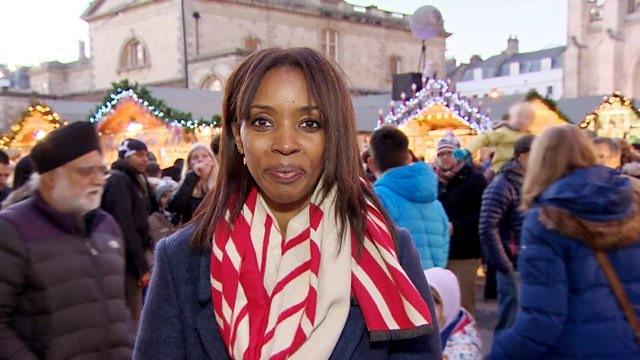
[479,135,534,344]
[102,138,156,324]
[168,143,217,223]
[435,133,487,316]
[161,158,184,182]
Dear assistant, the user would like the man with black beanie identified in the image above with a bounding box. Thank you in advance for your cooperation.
[101,138,156,324]
[0,122,134,358]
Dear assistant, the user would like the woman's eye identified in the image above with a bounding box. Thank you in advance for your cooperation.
[300,119,321,130]
[251,117,272,128]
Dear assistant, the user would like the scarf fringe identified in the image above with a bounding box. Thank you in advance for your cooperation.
[369,324,437,342]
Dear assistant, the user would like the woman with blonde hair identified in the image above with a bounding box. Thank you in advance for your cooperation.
[168,143,217,223]
[489,124,640,359]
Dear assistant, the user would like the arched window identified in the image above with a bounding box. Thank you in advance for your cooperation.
[201,76,222,91]
[244,36,262,52]
[120,39,148,70]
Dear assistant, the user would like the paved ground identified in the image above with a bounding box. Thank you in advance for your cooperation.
[474,275,499,356]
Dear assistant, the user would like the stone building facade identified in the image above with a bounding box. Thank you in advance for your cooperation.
[30,0,448,97]
[564,0,640,98]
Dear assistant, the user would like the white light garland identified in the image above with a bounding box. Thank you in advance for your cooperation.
[89,88,216,130]
[379,78,493,133]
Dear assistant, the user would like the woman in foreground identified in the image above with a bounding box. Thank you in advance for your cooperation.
[134,47,441,359]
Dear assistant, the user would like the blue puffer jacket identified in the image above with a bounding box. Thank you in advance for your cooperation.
[479,159,524,273]
[489,166,640,359]
[374,162,450,269]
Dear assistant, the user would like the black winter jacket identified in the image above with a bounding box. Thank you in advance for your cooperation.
[438,164,487,259]
[102,160,156,279]
[0,193,134,359]
[168,170,203,223]
[478,159,524,273]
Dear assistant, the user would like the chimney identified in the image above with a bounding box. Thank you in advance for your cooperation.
[506,35,519,55]
[469,55,483,65]
[79,41,87,60]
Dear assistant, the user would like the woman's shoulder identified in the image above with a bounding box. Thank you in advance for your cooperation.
[155,224,203,264]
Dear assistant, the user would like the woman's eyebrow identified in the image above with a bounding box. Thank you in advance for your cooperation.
[299,105,320,112]
[250,104,275,111]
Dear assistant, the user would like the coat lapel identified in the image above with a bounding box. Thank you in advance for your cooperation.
[196,254,228,359]
[329,302,366,360]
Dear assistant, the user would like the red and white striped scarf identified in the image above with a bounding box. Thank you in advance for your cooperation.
[210,186,433,359]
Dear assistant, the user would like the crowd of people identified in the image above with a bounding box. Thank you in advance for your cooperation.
[0,46,639,359]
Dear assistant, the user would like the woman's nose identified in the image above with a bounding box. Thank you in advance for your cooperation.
[271,126,300,156]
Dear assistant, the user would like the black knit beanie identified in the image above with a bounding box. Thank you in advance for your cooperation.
[31,122,101,174]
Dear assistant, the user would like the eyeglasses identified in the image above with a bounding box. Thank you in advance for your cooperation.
[70,165,111,179]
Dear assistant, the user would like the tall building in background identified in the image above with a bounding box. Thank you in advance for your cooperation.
[29,0,448,97]
[564,0,640,98]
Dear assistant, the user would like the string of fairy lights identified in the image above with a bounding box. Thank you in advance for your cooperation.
[580,90,640,130]
[379,77,493,133]
[88,87,219,131]
[0,104,66,150]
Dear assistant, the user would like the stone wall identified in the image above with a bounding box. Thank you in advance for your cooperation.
[88,0,184,90]
[564,0,640,98]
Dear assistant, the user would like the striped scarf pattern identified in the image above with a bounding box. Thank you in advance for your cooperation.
[210,186,433,359]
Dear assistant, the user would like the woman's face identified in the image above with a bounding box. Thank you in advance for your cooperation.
[234,66,325,214]
[190,148,213,168]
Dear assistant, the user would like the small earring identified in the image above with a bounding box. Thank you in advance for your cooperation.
[243,156,247,166]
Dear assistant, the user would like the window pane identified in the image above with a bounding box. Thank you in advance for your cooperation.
[136,43,145,65]
[530,60,541,72]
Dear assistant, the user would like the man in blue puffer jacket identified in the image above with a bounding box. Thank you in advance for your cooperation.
[368,126,450,269]
[479,135,534,343]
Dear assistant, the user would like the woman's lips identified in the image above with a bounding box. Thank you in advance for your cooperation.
[266,164,305,184]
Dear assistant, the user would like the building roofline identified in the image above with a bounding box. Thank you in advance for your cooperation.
[83,0,423,33]
[459,45,566,80]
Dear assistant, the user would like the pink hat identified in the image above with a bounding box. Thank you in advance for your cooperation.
[437,131,460,155]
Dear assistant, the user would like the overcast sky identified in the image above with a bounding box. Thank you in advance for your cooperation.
[0,0,567,67]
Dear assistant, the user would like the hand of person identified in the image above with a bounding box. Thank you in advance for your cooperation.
[139,272,151,287]
[448,222,453,236]
[193,161,213,178]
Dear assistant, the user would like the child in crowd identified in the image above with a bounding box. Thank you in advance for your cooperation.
[455,102,534,177]
[148,180,179,245]
[424,267,482,360]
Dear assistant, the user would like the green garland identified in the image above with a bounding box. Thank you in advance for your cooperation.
[88,79,220,131]
[525,90,571,123]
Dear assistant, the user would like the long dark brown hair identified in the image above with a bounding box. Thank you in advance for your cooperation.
[191,47,396,251]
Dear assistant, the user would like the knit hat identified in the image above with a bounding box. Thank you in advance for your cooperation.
[155,180,176,203]
[31,122,101,174]
[437,131,460,155]
[118,138,148,159]
[423,268,461,332]
[514,135,535,157]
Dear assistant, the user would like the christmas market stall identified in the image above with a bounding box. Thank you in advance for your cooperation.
[579,91,640,140]
[380,77,493,161]
[88,81,221,167]
[1,102,68,159]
